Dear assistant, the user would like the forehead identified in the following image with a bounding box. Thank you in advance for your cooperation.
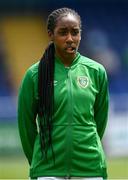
[55,14,80,29]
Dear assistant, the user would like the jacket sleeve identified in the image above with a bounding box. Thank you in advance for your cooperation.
[94,66,109,139]
[18,69,38,165]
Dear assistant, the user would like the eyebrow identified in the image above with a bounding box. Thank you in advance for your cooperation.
[59,27,80,30]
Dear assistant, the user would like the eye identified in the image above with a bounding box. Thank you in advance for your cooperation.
[58,30,68,36]
[71,29,81,36]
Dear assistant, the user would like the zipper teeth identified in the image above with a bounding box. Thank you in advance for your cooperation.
[66,69,73,177]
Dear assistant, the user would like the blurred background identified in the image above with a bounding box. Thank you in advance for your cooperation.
[0,0,128,179]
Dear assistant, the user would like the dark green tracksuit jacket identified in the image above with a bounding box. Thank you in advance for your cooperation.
[18,52,109,179]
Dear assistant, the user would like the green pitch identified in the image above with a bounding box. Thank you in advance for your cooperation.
[107,157,128,179]
[0,156,128,179]
[0,156,29,179]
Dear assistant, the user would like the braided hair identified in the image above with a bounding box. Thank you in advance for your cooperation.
[38,7,81,162]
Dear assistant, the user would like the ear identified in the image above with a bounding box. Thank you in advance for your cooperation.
[80,35,81,41]
[48,30,54,41]
[79,30,82,41]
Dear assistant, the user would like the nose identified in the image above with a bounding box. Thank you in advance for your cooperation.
[66,33,73,43]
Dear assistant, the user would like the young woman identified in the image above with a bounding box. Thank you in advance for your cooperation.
[18,7,109,180]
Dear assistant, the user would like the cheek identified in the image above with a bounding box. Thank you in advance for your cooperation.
[54,37,65,46]
[74,34,81,42]
[54,40,64,50]
[75,36,81,45]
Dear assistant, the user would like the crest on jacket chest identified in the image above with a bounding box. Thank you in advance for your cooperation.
[77,76,89,88]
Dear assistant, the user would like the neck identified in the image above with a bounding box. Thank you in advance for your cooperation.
[55,53,77,67]
[61,58,73,67]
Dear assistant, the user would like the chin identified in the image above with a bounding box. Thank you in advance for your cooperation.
[65,52,76,58]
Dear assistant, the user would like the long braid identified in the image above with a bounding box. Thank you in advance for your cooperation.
[38,7,81,162]
[38,42,55,160]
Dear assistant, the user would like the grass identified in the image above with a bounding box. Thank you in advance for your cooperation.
[0,156,29,179]
[0,156,128,179]
[107,157,128,179]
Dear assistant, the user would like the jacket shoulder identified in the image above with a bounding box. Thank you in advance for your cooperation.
[25,61,39,79]
[79,55,106,72]
[28,61,39,74]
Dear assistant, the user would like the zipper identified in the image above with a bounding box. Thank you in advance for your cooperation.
[65,67,73,177]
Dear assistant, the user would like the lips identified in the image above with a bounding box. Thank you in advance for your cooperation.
[65,46,76,53]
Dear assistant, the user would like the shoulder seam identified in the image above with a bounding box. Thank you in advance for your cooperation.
[79,55,105,72]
